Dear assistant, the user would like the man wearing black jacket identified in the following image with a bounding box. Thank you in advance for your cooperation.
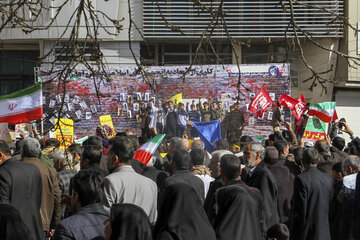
[0,140,43,240]
[291,148,333,240]
[264,146,294,226]
[244,142,280,231]
[214,154,263,240]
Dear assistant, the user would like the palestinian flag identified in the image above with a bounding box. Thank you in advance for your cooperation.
[0,83,43,125]
[133,134,165,164]
[309,102,338,123]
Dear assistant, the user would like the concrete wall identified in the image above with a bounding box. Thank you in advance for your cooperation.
[0,0,143,41]
[292,39,339,103]
[336,0,360,86]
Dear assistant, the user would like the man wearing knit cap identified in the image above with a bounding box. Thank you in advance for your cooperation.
[264,146,294,226]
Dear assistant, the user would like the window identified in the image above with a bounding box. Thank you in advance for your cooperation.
[140,42,232,66]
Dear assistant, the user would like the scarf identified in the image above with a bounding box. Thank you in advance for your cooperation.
[191,165,211,176]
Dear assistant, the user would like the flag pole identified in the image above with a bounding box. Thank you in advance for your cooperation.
[327,102,337,137]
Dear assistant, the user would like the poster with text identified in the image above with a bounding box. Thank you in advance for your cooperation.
[40,64,291,138]
[55,119,74,149]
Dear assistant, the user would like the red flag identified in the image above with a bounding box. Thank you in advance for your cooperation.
[292,94,307,120]
[248,87,273,118]
[333,110,338,122]
[278,93,298,110]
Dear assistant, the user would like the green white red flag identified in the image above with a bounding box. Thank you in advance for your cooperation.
[302,117,327,143]
[309,102,338,123]
[133,134,166,164]
[0,83,43,125]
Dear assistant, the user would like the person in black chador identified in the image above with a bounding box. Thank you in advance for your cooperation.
[154,183,216,240]
[164,101,177,138]
[214,154,263,240]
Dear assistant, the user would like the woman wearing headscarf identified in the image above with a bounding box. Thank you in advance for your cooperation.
[214,185,263,240]
[154,183,217,240]
[0,203,33,240]
[104,203,152,240]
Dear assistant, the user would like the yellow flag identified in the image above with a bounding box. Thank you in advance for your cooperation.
[169,93,182,104]
[160,153,168,158]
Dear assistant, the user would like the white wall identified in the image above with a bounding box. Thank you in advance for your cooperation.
[334,89,360,144]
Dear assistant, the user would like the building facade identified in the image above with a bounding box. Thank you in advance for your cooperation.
[1,0,358,138]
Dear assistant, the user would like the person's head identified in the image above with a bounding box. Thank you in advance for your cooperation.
[203,102,209,110]
[266,223,290,240]
[191,139,205,151]
[67,143,83,165]
[196,104,200,111]
[105,203,152,240]
[268,134,276,146]
[171,149,191,171]
[209,150,234,178]
[332,162,345,181]
[83,135,102,150]
[190,149,205,166]
[217,102,223,110]
[243,142,265,168]
[220,154,241,183]
[332,137,345,151]
[351,137,360,156]
[157,100,162,108]
[343,155,360,175]
[274,140,289,158]
[71,170,103,211]
[263,146,279,166]
[212,102,217,109]
[53,150,73,172]
[168,101,174,109]
[0,140,11,165]
[38,137,48,150]
[314,140,331,158]
[107,136,135,173]
[302,148,320,168]
[239,135,253,150]
[124,130,133,136]
[215,139,229,151]
[190,104,196,111]
[45,138,60,149]
[127,135,140,150]
[81,145,102,169]
[21,138,41,158]
[292,147,303,166]
[178,102,185,111]
[169,137,189,156]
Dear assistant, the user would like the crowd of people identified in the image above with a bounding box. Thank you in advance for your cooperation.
[139,98,245,142]
[0,102,360,240]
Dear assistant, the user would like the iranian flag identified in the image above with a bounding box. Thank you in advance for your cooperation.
[133,134,166,164]
[309,102,338,123]
[0,83,43,125]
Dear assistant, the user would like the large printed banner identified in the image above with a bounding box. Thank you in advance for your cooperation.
[39,64,291,138]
